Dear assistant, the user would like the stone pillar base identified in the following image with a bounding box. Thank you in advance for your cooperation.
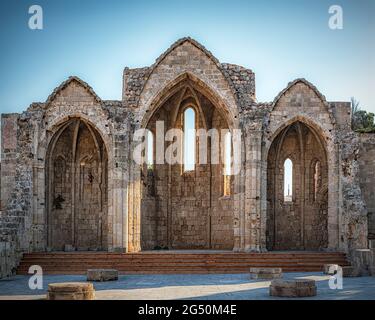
[352,249,372,276]
[342,266,361,277]
[47,283,95,300]
[270,279,317,297]
[250,267,282,280]
[87,269,119,282]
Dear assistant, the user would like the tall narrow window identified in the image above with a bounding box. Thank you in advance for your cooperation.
[147,130,154,169]
[284,158,293,202]
[223,131,232,196]
[183,107,196,171]
[313,161,321,201]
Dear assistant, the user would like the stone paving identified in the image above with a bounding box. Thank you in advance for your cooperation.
[0,272,374,300]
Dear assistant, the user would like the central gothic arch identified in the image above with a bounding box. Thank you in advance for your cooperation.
[139,76,235,250]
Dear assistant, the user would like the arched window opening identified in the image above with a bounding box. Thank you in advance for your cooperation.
[284,158,293,202]
[313,161,321,201]
[223,131,231,196]
[183,107,196,172]
[147,130,154,170]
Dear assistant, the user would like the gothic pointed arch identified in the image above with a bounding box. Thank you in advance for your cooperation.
[266,120,328,250]
[139,68,235,251]
[46,117,108,251]
[140,72,235,130]
[135,38,240,129]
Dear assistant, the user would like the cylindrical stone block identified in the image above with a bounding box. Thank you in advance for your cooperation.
[342,266,361,277]
[270,279,317,297]
[47,282,95,300]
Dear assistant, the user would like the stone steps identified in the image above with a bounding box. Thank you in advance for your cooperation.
[16,252,349,275]
[20,252,347,259]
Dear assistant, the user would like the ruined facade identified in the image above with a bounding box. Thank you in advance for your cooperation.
[0,38,374,277]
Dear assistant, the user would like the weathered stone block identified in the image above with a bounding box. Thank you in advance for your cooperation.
[342,266,361,277]
[270,279,317,297]
[352,249,372,276]
[47,282,95,300]
[250,267,282,279]
[87,269,118,282]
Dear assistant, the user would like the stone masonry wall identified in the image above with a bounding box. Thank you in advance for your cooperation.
[0,111,35,277]
[48,120,108,251]
[1,114,18,211]
[358,133,375,239]
[267,122,329,250]
[263,80,339,250]
[140,82,234,250]
[0,77,134,277]
[263,80,368,254]
[1,37,373,278]
[339,130,368,256]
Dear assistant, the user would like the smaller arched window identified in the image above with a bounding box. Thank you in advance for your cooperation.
[313,160,321,201]
[147,130,154,170]
[284,158,293,202]
[223,131,232,196]
[183,107,196,172]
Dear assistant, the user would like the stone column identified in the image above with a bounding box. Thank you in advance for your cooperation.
[259,145,268,251]
[127,151,142,252]
[243,124,263,252]
[327,140,340,251]
[31,119,47,252]
[126,125,142,253]
[338,131,368,254]
[111,132,129,253]
[232,135,245,252]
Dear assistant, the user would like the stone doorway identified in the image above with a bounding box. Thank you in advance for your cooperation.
[266,121,328,251]
[47,118,108,251]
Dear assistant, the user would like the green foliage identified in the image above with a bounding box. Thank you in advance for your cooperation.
[351,97,375,133]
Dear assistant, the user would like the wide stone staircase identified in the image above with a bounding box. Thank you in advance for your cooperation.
[16,251,350,275]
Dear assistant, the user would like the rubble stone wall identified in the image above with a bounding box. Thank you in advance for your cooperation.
[358,133,375,239]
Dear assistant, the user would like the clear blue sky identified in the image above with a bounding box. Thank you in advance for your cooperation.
[0,0,374,114]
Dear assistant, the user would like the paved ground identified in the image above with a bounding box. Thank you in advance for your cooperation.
[0,272,374,300]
